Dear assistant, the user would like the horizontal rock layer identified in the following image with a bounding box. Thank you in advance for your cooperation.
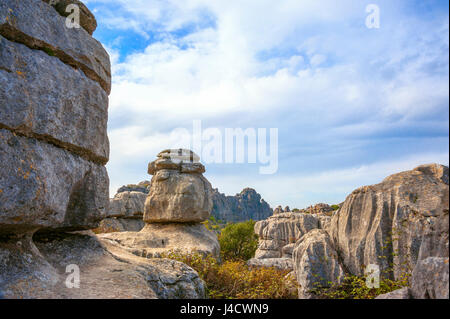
[42,0,97,35]
[0,129,108,233]
[0,35,109,164]
[98,223,220,259]
[0,0,111,93]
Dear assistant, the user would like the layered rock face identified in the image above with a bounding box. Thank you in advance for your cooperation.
[292,164,449,299]
[1,0,109,235]
[211,188,273,223]
[293,229,344,298]
[0,1,204,299]
[248,212,322,271]
[329,164,449,279]
[99,150,220,258]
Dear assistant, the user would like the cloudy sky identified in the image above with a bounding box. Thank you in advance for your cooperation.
[84,0,449,209]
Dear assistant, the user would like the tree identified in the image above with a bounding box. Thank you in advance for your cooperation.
[218,220,258,261]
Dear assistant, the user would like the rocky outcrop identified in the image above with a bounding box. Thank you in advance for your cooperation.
[0,231,205,299]
[42,0,97,35]
[254,212,320,259]
[293,229,345,298]
[100,149,220,258]
[0,1,205,299]
[94,182,150,233]
[375,287,411,299]
[329,164,449,280]
[247,258,294,271]
[410,257,449,299]
[117,181,151,194]
[211,188,272,223]
[0,0,110,234]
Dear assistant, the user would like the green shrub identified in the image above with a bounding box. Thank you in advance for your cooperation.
[309,272,410,299]
[218,220,258,261]
[330,204,340,211]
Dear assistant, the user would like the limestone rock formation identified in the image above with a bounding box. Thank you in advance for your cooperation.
[42,0,97,35]
[254,212,320,259]
[293,229,344,298]
[0,0,110,233]
[211,188,273,223]
[0,1,205,299]
[329,164,449,279]
[99,223,220,259]
[144,170,212,223]
[410,257,449,299]
[247,258,294,271]
[375,287,411,299]
[117,181,151,194]
[100,149,220,258]
[0,231,205,299]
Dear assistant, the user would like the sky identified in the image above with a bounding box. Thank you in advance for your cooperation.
[84,0,449,209]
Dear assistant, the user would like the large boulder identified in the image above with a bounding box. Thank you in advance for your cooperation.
[0,129,108,233]
[0,34,109,163]
[293,229,345,299]
[98,223,220,259]
[329,164,449,280]
[254,212,319,259]
[108,191,147,219]
[0,231,205,299]
[410,257,449,299]
[144,150,213,223]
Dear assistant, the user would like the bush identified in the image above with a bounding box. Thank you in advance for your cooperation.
[309,272,410,299]
[330,204,340,211]
[162,251,298,299]
[218,220,258,261]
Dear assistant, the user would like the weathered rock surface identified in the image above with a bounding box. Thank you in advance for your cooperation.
[117,181,151,194]
[0,0,111,93]
[375,287,411,299]
[0,35,109,163]
[247,257,293,271]
[0,231,205,299]
[42,0,97,35]
[0,129,109,233]
[99,223,220,258]
[329,164,449,280]
[144,150,213,223]
[94,218,145,234]
[293,229,345,299]
[211,188,273,223]
[410,257,449,299]
[108,191,147,219]
[254,213,319,259]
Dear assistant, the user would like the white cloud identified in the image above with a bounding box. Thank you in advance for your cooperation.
[87,0,450,205]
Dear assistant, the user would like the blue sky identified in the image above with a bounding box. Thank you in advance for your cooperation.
[84,0,449,209]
